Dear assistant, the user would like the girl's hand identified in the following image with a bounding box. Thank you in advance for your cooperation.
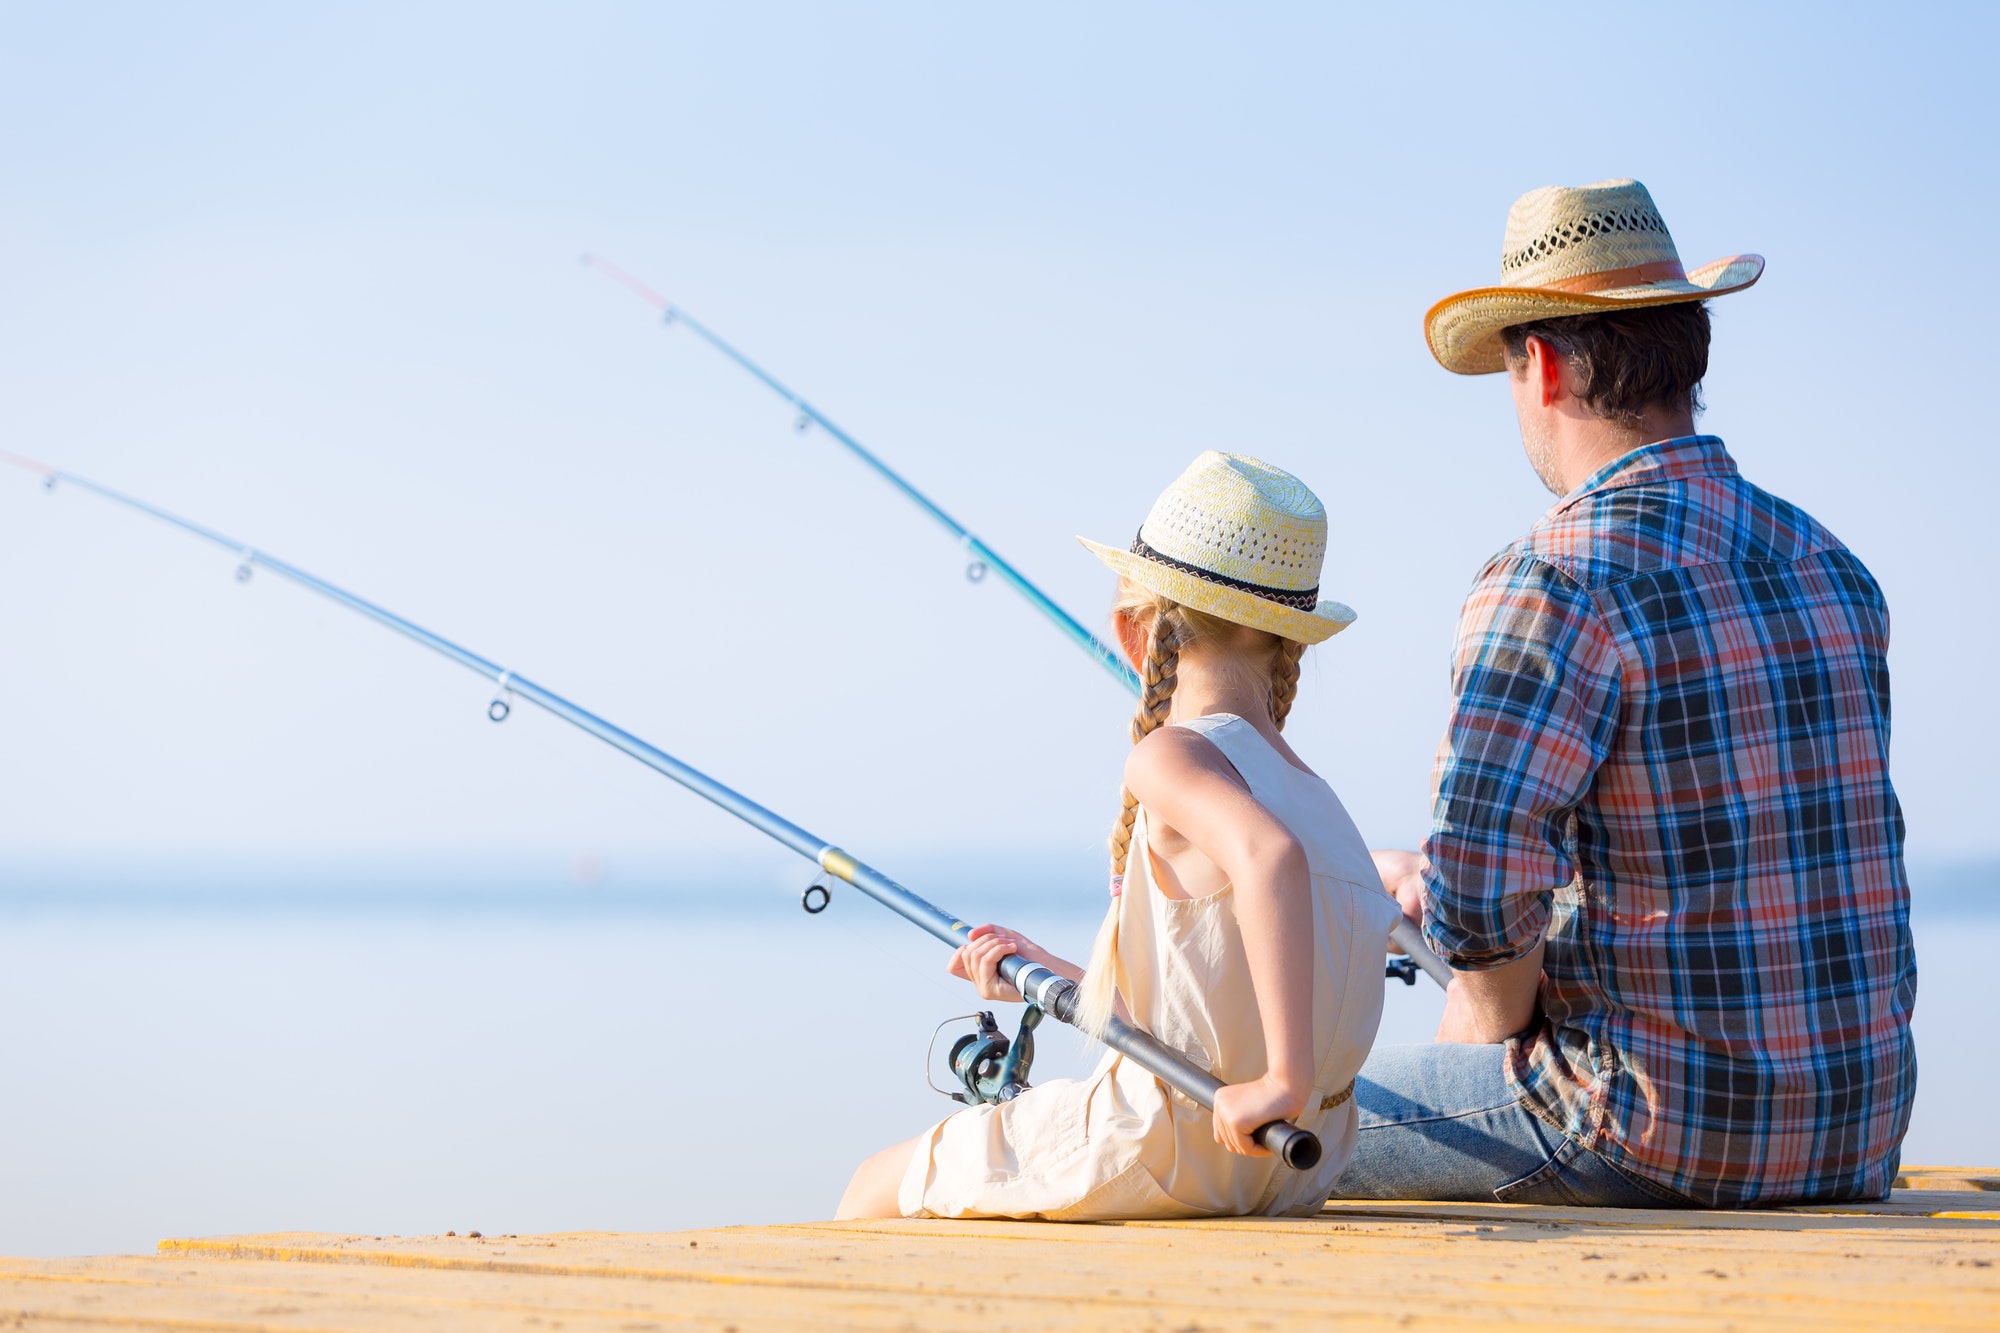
[947,924,1064,1002]
[1211,1074,1310,1157]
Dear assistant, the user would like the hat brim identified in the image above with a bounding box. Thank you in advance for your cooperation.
[1078,537,1356,645]
[1424,254,1764,375]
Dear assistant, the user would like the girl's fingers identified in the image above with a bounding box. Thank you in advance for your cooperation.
[968,924,1017,948]
[975,941,1010,987]
[947,930,1029,1000]
[1209,1092,1270,1157]
[972,937,1012,967]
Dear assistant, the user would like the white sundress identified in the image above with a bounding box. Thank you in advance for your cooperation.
[898,712,1403,1220]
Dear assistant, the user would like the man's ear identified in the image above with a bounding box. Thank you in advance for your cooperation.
[1524,334,1564,409]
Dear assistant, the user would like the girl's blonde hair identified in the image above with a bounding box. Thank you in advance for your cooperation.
[1075,579,1308,1035]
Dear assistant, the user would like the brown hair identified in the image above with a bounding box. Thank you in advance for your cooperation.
[1078,580,1307,1035]
[1500,301,1711,428]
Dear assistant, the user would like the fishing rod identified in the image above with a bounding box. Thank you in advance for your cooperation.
[581,255,1141,697]
[585,257,1452,991]
[0,448,1324,1170]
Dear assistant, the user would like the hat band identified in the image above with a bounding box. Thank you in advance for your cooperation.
[1533,258,1687,295]
[1129,532,1321,611]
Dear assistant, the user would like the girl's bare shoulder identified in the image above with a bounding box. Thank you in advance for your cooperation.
[1124,724,1248,796]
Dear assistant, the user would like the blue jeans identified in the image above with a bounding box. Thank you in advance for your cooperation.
[1329,1043,1695,1208]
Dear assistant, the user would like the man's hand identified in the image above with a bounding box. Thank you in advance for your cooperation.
[1371,848,1427,930]
[1371,848,1549,1041]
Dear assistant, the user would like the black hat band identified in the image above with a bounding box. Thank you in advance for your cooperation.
[1129,531,1322,612]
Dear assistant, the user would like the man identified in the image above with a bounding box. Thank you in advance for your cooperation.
[1337,179,1916,1208]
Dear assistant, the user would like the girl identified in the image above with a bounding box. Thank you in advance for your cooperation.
[836,451,1400,1221]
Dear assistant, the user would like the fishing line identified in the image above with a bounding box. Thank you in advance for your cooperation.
[582,261,1452,991]
[3,451,1325,1168]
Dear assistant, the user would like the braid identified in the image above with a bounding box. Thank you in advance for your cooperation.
[1108,606,1185,880]
[1269,638,1307,730]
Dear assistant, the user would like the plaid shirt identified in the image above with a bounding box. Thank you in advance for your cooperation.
[1422,436,1916,1207]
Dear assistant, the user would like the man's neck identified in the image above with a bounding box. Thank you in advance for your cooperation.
[1552,407,1697,495]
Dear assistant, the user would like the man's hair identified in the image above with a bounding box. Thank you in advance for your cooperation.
[1500,302,1711,427]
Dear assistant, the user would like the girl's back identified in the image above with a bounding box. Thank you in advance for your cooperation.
[1104,712,1401,1216]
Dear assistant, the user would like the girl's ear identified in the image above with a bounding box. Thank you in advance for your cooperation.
[1113,612,1147,670]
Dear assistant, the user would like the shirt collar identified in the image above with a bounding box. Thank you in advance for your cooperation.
[1560,435,1736,507]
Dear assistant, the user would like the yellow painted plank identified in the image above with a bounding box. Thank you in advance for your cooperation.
[2,1192,1996,1332]
[1319,1189,2000,1227]
[1897,1165,2000,1193]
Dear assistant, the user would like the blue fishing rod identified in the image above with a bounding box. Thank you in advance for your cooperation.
[585,258,1452,990]
[0,448,1324,1170]
[582,255,1142,697]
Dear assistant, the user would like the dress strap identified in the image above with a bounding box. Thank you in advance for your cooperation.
[1172,713,1240,737]
[1172,713,1283,792]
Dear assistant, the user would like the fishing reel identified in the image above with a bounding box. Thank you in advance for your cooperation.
[1385,955,1419,986]
[929,1007,1041,1105]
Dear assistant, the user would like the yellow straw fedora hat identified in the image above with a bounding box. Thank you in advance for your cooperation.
[1079,451,1355,645]
[1425,178,1764,375]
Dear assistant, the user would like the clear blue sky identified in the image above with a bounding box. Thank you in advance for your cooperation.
[2,2,1994,883]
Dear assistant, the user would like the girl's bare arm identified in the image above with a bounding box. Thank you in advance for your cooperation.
[1125,727,1314,1155]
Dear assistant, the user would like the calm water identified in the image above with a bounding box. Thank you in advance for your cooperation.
[0,884,1990,1257]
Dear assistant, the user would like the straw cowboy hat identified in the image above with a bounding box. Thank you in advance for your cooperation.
[1426,178,1764,375]
[1080,451,1355,645]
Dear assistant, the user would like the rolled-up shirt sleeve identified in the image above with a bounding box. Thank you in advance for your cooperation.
[1422,552,1623,969]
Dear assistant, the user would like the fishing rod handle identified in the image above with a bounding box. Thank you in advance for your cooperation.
[1096,1012,1323,1171]
[1001,959,1323,1172]
[1389,916,1455,990]
[1005,959,1077,1015]
[1254,1120,1323,1171]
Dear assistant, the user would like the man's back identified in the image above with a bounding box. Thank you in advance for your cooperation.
[1424,435,1917,1206]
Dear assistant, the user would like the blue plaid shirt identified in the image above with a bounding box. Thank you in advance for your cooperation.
[1422,436,1917,1206]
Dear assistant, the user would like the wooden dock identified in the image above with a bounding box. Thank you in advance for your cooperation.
[4,1168,1995,1330]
